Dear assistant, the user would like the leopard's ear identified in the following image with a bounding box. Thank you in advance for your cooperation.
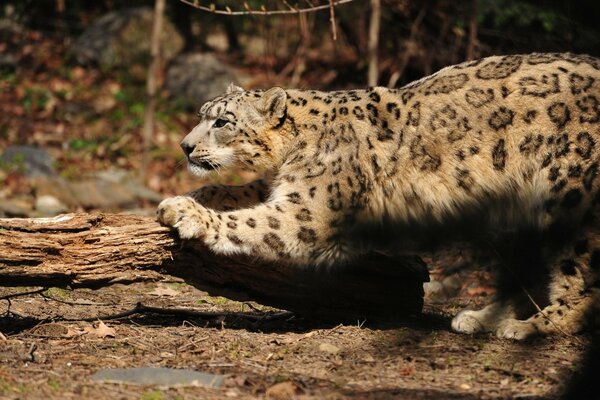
[259,87,287,123]
[227,83,244,94]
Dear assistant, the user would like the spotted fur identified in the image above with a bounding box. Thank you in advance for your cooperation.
[158,54,600,339]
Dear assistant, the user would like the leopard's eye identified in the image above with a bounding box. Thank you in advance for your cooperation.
[213,118,229,128]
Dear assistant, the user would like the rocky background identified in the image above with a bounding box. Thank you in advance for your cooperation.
[1,0,600,220]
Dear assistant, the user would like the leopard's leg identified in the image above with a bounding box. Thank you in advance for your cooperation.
[496,232,599,339]
[451,300,517,334]
[186,179,269,211]
[452,230,549,335]
[157,191,353,266]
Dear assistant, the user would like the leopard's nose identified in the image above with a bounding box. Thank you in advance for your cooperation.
[180,142,195,157]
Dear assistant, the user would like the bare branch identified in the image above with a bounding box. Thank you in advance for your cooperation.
[51,302,294,323]
[367,0,381,86]
[0,288,47,301]
[329,0,338,40]
[179,0,355,16]
[141,0,166,183]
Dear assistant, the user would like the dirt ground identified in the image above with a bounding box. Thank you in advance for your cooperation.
[0,263,589,400]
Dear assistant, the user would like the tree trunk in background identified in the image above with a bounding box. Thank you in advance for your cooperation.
[0,214,428,321]
[466,0,478,60]
[367,0,381,86]
[141,0,166,183]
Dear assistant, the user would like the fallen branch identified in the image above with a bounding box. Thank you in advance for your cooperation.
[0,213,428,320]
[47,301,295,323]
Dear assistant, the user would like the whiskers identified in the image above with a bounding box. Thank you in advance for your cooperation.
[206,159,222,175]
[175,158,188,170]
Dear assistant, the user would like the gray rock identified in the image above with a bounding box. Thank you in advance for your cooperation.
[32,176,77,208]
[35,195,69,217]
[1,146,55,177]
[92,367,224,387]
[71,7,184,70]
[91,169,162,203]
[67,179,137,210]
[0,198,33,217]
[166,53,239,107]
[32,170,162,211]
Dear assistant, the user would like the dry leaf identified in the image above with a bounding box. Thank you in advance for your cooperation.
[265,381,302,399]
[149,284,179,297]
[319,342,340,354]
[84,321,116,338]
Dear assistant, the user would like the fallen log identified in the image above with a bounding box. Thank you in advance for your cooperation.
[0,213,428,320]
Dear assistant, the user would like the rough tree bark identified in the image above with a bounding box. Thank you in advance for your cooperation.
[0,213,428,320]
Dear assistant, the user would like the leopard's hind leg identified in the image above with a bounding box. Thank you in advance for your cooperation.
[496,232,599,339]
[452,229,549,336]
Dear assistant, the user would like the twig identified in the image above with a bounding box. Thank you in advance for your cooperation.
[483,365,525,378]
[179,0,354,16]
[141,0,165,183]
[25,343,37,362]
[39,293,113,307]
[177,335,209,352]
[328,0,337,40]
[51,302,294,323]
[0,288,47,301]
[1,288,47,318]
[282,0,298,12]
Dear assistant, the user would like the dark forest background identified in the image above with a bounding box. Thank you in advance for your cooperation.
[5,0,600,88]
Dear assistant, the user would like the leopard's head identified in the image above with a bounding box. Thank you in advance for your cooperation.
[181,84,289,177]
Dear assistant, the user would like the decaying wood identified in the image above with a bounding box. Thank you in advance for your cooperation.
[0,213,428,320]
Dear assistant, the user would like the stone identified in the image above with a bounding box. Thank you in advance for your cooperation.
[92,169,162,203]
[71,7,184,71]
[0,197,34,217]
[33,170,162,211]
[32,177,77,207]
[166,53,239,107]
[92,367,223,387]
[0,145,55,177]
[67,179,137,210]
[35,195,69,217]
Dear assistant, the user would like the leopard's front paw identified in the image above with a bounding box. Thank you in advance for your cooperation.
[451,309,487,334]
[495,318,538,340]
[157,196,206,239]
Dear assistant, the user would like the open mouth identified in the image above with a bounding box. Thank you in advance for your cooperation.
[189,159,218,171]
